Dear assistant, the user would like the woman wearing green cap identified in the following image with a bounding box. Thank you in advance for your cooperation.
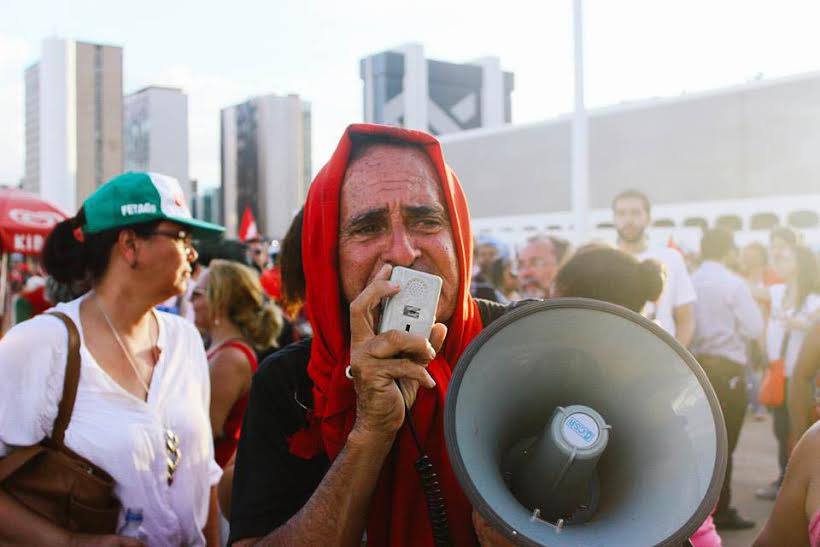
[0,172,224,546]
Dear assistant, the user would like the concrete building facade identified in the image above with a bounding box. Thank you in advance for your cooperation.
[24,38,123,212]
[124,86,191,200]
[220,94,311,239]
[360,43,514,135]
[439,71,820,246]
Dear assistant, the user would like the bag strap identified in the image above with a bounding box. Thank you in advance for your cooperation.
[45,311,82,449]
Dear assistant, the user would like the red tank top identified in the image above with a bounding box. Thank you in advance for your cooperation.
[207,339,258,467]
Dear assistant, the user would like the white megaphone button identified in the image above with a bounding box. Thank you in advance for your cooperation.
[561,413,600,449]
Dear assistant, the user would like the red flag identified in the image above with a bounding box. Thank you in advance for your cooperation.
[238,206,258,242]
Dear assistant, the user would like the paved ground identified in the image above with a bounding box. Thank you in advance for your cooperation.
[720,413,780,547]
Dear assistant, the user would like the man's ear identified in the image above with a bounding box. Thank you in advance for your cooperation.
[117,229,140,269]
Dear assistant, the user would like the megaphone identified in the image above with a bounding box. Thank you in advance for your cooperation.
[445,298,727,546]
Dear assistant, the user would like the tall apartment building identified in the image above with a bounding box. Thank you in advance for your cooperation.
[124,86,191,200]
[23,37,123,212]
[220,94,311,239]
[360,43,514,135]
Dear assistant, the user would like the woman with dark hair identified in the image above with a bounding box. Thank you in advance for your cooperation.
[551,246,665,314]
[488,256,521,302]
[757,243,820,501]
[0,172,225,545]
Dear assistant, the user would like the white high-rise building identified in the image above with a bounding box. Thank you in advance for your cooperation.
[220,94,311,239]
[124,86,191,200]
[23,37,123,212]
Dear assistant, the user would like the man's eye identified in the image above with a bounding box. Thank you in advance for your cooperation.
[353,224,382,235]
[415,218,442,230]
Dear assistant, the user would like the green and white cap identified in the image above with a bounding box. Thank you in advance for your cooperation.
[82,172,224,239]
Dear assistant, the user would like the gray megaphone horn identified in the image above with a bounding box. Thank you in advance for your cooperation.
[445,298,727,546]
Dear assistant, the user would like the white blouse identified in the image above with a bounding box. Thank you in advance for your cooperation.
[766,284,820,377]
[0,295,221,545]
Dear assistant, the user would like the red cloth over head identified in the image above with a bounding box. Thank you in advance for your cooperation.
[293,123,483,546]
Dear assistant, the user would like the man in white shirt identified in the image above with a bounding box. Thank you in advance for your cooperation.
[613,190,696,347]
[691,228,764,530]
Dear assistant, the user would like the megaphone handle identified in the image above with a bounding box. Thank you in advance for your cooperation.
[396,380,453,547]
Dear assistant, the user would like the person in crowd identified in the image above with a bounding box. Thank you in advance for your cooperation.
[550,246,664,312]
[789,320,820,440]
[612,189,696,347]
[741,241,778,421]
[216,210,308,521]
[770,226,799,260]
[245,236,272,274]
[753,421,820,547]
[757,242,820,501]
[488,256,521,302]
[229,124,520,546]
[470,236,507,302]
[517,234,570,299]
[191,259,282,468]
[0,172,224,545]
[548,246,722,547]
[690,228,764,530]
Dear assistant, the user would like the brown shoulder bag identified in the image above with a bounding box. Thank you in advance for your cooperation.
[0,311,121,533]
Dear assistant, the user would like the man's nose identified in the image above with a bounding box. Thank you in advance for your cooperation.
[383,226,420,267]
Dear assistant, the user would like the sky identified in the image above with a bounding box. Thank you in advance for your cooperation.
[2,0,820,190]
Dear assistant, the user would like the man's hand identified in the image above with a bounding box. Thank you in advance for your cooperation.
[348,264,447,440]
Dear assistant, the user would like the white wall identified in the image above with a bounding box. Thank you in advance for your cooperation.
[39,38,76,214]
[147,88,190,199]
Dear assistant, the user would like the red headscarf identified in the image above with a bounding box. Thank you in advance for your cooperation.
[290,124,484,546]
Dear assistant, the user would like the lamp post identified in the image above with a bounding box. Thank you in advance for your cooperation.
[571,0,590,243]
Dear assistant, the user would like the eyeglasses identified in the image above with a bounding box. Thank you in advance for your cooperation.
[148,230,195,252]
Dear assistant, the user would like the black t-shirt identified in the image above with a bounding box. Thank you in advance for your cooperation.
[228,299,523,544]
[228,337,328,544]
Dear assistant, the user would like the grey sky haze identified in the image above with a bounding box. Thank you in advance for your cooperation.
[2,0,820,191]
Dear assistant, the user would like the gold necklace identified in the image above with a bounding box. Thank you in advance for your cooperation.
[94,295,181,485]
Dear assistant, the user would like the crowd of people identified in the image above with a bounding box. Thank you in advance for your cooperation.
[0,124,817,547]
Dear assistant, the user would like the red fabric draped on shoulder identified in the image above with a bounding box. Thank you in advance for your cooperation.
[291,124,483,546]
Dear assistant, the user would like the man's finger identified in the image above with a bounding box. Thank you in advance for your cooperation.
[429,323,447,355]
[366,330,437,362]
[349,266,400,342]
[353,358,435,388]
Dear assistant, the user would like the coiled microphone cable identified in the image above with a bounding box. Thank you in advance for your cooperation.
[398,382,453,547]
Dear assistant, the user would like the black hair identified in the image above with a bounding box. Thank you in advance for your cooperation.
[193,238,251,268]
[700,228,736,261]
[488,256,512,289]
[554,247,665,313]
[612,189,652,215]
[42,208,161,285]
[279,207,305,315]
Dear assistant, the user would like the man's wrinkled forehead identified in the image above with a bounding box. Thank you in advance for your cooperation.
[340,144,446,214]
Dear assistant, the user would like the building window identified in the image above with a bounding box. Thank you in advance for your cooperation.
[683,217,708,230]
[652,218,675,227]
[787,210,819,228]
[750,212,779,230]
[716,214,743,231]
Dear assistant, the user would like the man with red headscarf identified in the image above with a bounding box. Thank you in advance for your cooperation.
[228,124,504,546]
